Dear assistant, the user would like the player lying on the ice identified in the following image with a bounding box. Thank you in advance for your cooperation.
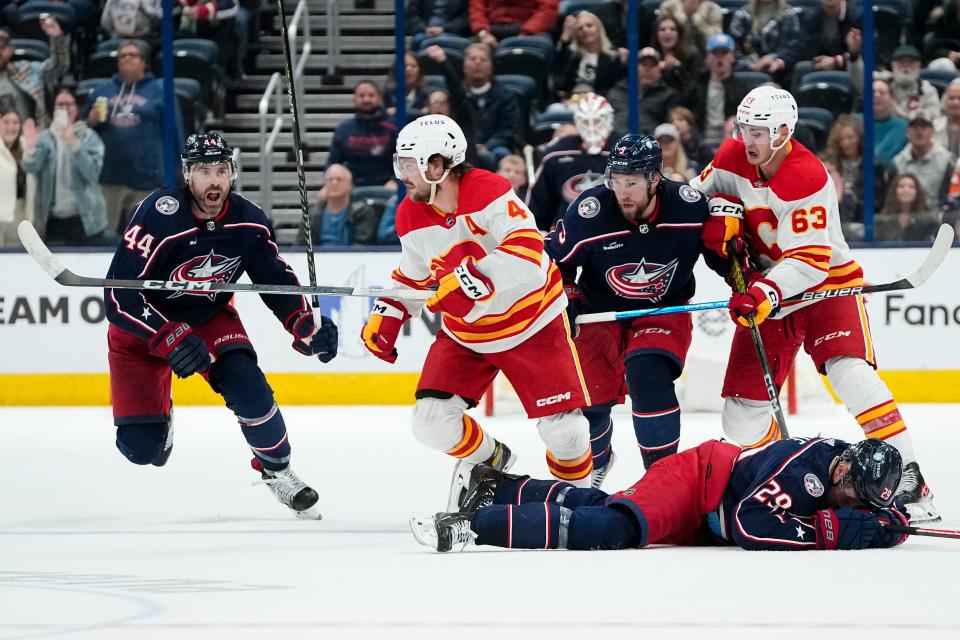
[410,436,910,552]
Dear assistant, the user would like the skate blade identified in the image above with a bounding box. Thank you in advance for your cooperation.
[905,500,941,524]
[446,460,471,513]
[294,504,323,520]
[409,516,437,549]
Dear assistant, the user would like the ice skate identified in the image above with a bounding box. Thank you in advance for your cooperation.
[458,463,516,513]
[252,459,322,520]
[152,416,174,467]
[896,462,941,523]
[447,441,516,512]
[591,451,617,490]
[409,512,475,552]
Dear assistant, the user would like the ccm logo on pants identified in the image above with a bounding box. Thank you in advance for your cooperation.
[813,330,851,346]
[536,392,572,407]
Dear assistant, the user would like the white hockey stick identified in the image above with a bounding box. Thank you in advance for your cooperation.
[16,221,434,301]
[576,224,956,325]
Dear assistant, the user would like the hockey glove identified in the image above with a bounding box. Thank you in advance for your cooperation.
[729,278,781,327]
[814,508,883,550]
[564,282,583,339]
[286,311,339,363]
[871,502,911,548]
[361,298,411,364]
[148,321,212,379]
[701,194,745,259]
[426,257,495,317]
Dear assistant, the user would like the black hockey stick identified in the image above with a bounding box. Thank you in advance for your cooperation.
[883,523,960,540]
[577,223,956,324]
[275,0,318,307]
[729,245,790,439]
[16,221,432,301]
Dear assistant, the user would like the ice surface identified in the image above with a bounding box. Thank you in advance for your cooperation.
[1,403,958,639]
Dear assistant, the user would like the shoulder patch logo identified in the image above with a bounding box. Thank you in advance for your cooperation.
[679,185,702,203]
[577,196,601,218]
[155,196,180,215]
[803,473,824,498]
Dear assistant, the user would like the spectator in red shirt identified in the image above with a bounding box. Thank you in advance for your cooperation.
[469,0,559,47]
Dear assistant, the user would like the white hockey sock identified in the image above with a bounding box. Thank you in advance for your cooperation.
[825,356,917,465]
[411,396,496,463]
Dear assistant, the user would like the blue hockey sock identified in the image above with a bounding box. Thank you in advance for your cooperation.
[473,504,641,550]
[626,355,681,469]
[584,406,614,469]
[210,351,291,471]
[493,476,609,507]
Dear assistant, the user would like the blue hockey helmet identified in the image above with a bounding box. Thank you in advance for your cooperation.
[840,438,903,508]
[181,132,237,183]
[604,134,662,188]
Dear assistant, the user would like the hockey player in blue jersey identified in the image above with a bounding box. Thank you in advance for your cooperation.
[544,134,740,486]
[410,437,911,553]
[104,132,338,519]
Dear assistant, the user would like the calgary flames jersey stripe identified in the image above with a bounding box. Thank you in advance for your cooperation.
[443,266,564,343]
[390,268,433,290]
[497,244,543,266]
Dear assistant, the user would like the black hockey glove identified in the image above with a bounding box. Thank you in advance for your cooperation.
[287,311,339,363]
[148,321,212,379]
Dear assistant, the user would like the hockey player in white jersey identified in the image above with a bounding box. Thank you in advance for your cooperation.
[690,86,939,522]
[361,115,594,508]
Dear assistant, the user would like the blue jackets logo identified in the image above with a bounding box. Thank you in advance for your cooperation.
[168,250,242,299]
[604,258,678,301]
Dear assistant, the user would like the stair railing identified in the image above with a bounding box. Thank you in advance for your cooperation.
[258,72,285,216]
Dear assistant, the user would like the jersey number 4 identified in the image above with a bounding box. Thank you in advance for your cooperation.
[790,206,827,234]
[506,200,527,219]
[124,225,156,259]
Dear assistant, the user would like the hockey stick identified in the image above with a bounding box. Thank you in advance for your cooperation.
[883,523,960,540]
[729,244,790,438]
[274,0,318,308]
[576,224,956,325]
[16,221,433,301]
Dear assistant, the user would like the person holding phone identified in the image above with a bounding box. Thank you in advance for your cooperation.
[21,86,109,245]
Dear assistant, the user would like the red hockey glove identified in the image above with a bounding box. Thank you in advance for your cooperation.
[701,194,745,259]
[564,281,583,339]
[426,257,494,317]
[361,298,410,364]
[286,310,339,363]
[148,321,211,379]
[729,278,781,327]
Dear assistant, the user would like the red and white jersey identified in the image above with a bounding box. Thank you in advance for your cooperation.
[690,138,864,316]
[391,169,565,353]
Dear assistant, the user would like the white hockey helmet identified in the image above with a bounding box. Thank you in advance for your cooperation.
[393,114,467,183]
[572,92,614,155]
[735,85,798,150]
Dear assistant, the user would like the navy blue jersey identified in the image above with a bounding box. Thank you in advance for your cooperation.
[526,136,611,231]
[105,188,309,340]
[719,437,908,550]
[544,180,727,313]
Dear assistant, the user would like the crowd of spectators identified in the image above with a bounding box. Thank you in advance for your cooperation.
[2,0,960,248]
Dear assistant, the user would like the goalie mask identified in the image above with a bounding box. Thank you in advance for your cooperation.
[573,93,614,155]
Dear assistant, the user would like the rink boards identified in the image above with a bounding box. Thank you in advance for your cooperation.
[0,246,958,405]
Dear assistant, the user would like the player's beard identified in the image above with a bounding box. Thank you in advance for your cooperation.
[195,186,226,216]
[406,180,432,202]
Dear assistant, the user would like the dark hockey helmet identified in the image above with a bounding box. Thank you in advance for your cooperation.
[181,132,237,183]
[840,438,903,508]
[604,133,662,188]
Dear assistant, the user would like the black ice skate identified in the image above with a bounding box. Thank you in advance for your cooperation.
[409,512,475,552]
[252,459,322,520]
[896,462,941,523]
[447,441,516,512]
[458,462,519,514]
[152,407,174,467]
[591,451,617,490]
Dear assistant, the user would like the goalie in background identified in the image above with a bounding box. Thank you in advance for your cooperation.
[411,437,911,554]
[103,132,338,519]
[690,85,939,522]
[362,115,595,510]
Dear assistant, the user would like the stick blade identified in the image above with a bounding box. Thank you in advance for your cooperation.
[907,223,955,287]
[17,220,66,279]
